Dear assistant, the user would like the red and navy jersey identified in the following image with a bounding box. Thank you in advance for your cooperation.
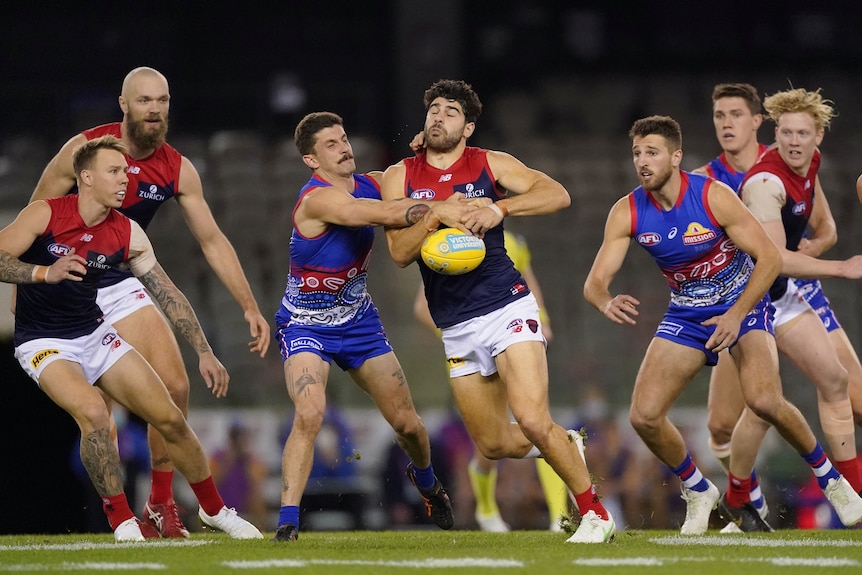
[402,147,528,328]
[740,147,820,299]
[83,123,181,287]
[82,123,182,229]
[705,143,769,192]
[14,196,132,345]
[630,171,754,312]
[275,174,379,327]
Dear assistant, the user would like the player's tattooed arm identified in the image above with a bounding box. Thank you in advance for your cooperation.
[138,262,212,355]
[0,251,40,283]
[405,203,430,225]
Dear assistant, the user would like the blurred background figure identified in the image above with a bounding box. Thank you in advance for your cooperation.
[210,418,268,529]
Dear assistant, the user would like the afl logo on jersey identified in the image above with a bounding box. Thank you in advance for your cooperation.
[637,232,661,246]
[48,243,71,256]
[411,189,436,200]
[792,201,807,216]
[682,222,717,245]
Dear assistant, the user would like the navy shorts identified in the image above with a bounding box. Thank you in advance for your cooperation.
[794,278,841,333]
[276,305,393,371]
[655,297,775,366]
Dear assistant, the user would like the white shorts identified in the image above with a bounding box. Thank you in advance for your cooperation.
[441,294,545,378]
[14,322,134,386]
[96,277,154,325]
[773,279,813,329]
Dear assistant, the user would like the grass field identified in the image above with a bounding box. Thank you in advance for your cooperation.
[2,529,862,575]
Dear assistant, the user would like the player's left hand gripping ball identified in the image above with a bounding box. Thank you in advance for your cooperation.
[420,228,486,275]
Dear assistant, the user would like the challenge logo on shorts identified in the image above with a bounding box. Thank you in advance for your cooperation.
[289,337,324,352]
[656,321,684,336]
[31,349,59,370]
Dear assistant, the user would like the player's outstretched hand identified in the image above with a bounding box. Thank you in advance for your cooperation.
[245,309,270,358]
[602,294,640,325]
[199,351,230,398]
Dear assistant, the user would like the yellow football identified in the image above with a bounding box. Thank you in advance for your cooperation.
[420,228,486,275]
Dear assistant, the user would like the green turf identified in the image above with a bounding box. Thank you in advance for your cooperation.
[1,529,861,574]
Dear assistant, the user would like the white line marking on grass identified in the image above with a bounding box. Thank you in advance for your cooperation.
[0,540,210,552]
[651,535,862,548]
[0,562,166,571]
[223,558,523,569]
[575,557,860,567]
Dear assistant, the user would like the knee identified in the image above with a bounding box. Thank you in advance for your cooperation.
[392,413,427,440]
[707,413,736,445]
[629,404,660,437]
[75,402,112,434]
[474,439,508,460]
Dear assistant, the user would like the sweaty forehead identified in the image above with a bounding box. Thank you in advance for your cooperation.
[125,73,169,98]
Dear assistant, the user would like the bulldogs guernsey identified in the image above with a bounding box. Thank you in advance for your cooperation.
[14,195,132,345]
[402,147,528,328]
[83,123,181,287]
[276,174,380,327]
[740,147,820,300]
[631,172,754,315]
[704,143,768,192]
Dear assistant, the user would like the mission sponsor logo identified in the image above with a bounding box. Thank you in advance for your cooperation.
[637,232,661,246]
[682,222,716,245]
[30,349,59,370]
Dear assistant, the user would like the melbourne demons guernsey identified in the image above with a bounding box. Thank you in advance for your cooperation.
[83,123,182,287]
[277,174,380,327]
[14,195,132,345]
[402,147,528,328]
[705,143,768,192]
[740,147,820,300]
[631,172,754,313]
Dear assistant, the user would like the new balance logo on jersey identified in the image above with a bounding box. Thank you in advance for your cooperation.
[438,174,453,182]
[80,234,93,242]
[128,166,141,174]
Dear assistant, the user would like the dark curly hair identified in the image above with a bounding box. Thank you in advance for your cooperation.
[294,111,344,156]
[423,79,483,124]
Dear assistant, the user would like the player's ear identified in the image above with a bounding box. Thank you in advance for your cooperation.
[464,122,475,139]
[302,154,319,170]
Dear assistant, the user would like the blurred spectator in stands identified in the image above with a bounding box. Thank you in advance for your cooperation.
[210,419,268,529]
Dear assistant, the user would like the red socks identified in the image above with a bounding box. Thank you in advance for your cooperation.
[834,458,862,493]
[102,493,134,530]
[189,476,225,517]
[574,486,610,520]
[726,473,752,508]
[150,470,174,504]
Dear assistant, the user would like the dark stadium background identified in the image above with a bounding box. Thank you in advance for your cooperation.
[2,1,861,534]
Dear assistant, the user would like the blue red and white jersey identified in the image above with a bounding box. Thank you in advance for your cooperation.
[401,147,528,328]
[740,147,820,299]
[82,123,182,288]
[276,174,380,327]
[14,195,132,345]
[630,171,754,311]
[705,143,768,192]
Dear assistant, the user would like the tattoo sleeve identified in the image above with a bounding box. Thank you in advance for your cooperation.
[80,428,125,496]
[138,263,212,355]
[0,251,39,284]
[405,204,430,225]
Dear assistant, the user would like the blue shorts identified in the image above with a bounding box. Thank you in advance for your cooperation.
[793,278,841,332]
[655,298,775,366]
[275,304,393,371]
